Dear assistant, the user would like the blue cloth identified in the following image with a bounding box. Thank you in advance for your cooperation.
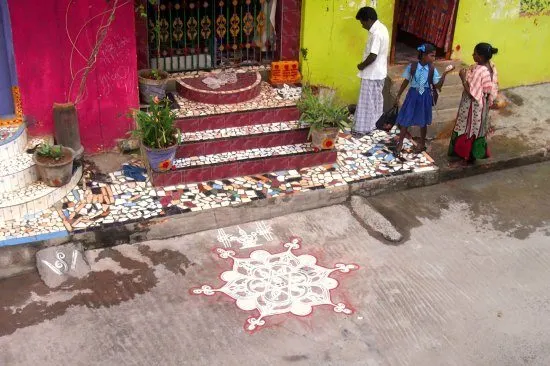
[396,87,433,128]
[402,63,441,95]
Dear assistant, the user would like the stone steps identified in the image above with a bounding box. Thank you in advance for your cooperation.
[0,165,82,222]
[0,124,82,222]
[0,124,27,160]
[0,151,38,193]
[175,106,300,133]
[151,143,337,186]
[178,125,310,159]
[147,80,335,186]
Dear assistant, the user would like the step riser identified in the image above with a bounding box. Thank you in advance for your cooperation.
[0,166,37,194]
[176,107,300,133]
[151,151,337,186]
[0,126,27,160]
[177,129,309,158]
[176,77,262,105]
[0,166,83,222]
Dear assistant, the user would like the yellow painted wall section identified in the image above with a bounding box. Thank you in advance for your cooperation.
[301,0,550,102]
[300,1,394,104]
[452,0,550,88]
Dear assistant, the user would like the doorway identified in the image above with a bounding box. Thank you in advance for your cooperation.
[390,0,460,64]
[0,0,17,117]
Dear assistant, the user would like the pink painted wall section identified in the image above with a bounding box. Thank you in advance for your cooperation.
[8,0,139,152]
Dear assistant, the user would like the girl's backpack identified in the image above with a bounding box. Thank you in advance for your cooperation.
[410,62,439,106]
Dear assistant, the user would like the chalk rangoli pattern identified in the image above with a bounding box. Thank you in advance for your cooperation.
[41,249,79,275]
[192,238,357,332]
[216,221,274,249]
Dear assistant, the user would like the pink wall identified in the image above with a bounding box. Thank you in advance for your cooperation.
[8,0,139,152]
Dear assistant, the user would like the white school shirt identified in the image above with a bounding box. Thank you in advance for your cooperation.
[357,20,389,81]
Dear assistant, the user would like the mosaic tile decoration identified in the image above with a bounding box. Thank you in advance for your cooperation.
[0,128,436,247]
[183,120,308,142]
[0,166,83,222]
[55,170,163,232]
[173,82,299,118]
[179,71,261,93]
[0,125,20,144]
[177,72,262,105]
[0,151,33,177]
[0,125,26,163]
[173,143,317,169]
[171,65,270,80]
[0,134,54,194]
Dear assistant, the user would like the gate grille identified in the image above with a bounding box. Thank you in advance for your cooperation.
[147,0,278,72]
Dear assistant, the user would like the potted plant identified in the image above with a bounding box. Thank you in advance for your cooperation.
[33,143,75,187]
[138,68,169,104]
[132,97,181,172]
[297,86,351,150]
[136,0,169,103]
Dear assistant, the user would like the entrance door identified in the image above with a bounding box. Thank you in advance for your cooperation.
[390,0,459,64]
[0,0,16,116]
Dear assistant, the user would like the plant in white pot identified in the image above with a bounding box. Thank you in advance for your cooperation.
[297,86,351,150]
[132,97,181,172]
[33,143,75,187]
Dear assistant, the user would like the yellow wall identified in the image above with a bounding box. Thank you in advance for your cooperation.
[300,0,550,102]
[452,0,550,88]
[300,1,395,104]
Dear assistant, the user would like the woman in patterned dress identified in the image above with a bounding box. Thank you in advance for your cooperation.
[448,43,499,161]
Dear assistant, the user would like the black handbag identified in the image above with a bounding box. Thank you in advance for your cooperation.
[376,106,399,131]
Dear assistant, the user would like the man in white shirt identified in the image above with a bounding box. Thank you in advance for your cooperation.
[353,7,390,136]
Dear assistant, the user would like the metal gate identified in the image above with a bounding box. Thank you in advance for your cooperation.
[147,0,278,72]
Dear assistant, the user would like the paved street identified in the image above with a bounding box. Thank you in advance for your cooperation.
[1,163,549,366]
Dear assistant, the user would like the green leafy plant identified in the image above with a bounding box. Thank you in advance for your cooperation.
[36,143,64,161]
[135,0,166,80]
[300,47,311,85]
[132,97,181,149]
[297,86,351,138]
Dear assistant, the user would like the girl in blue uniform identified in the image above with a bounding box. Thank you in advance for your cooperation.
[394,44,454,155]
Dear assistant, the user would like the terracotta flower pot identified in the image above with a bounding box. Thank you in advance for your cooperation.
[33,147,75,187]
[138,69,169,104]
[311,127,339,150]
[144,144,177,172]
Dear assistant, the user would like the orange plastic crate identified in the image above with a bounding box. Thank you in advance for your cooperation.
[270,61,301,84]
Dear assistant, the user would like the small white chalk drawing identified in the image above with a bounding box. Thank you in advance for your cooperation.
[42,250,79,275]
[202,70,238,89]
[216,221,274,249]
[276,84,302,100]
[192,238,358,332]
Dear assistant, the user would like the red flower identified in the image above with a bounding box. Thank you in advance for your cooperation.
[322,138,335,149]
[158,160,171,171]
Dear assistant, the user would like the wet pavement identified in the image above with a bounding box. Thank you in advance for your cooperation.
[1,162,549,365]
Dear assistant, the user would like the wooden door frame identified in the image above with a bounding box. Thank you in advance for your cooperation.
[389,0,461,65]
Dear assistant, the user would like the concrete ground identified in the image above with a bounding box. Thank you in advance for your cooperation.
[1,163,549,366]
[428,84,550,178]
